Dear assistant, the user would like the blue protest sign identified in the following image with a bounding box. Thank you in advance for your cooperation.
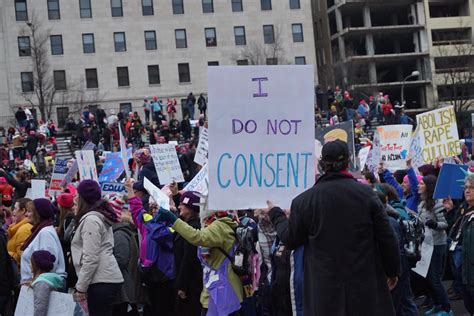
[100,182,126,195]
[433,163,468,199]
[98,149,132,183]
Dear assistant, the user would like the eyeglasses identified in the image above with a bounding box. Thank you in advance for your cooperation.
[465,185,474,191]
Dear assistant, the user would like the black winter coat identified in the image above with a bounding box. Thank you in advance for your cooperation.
[269,172,400,316]
[0,231,14,296]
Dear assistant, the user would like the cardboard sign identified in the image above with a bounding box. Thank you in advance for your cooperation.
[416,106,461,163]
[184,164,209,195]
[208,66,315,210]
[61,141,95,186]
[433,163,468,199]
[412,229,434,278]
[98,149,132,183]
[358,146,371,171]
[143,177,170,210]
[15,286,76,316]
[49,158,68,196]
[100,182,126,195]
[30,180,46,199]
[315,120,356,171]
[149,144,185,184]
[194,127,209,166]
[376,124,412,171]
[75,150,98,181]
[409,127,423,170]
[119,125,131,178]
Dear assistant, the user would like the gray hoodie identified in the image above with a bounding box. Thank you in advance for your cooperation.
[418,200,448,246]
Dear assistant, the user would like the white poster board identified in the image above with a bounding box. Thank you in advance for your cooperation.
[75,150,98,181]
[119,125,131,178]
[409,127,423,170]
[149,144,185,184]
[194,127,209,166]
[15,286,76,316]
[208,66,315,210]
[30,180,46,199]
[376,124,413,171]
[144,177,170,210]
[412,228,434,278]
[184,164,209,195]
[358,146,371,171]
[416,105,461,163]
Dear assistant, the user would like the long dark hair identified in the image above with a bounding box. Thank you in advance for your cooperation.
[74,195,93,225]
[421,175,437,212]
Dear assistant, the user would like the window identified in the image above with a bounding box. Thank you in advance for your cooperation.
[231,0,243,12]
[237,59,248,65]
[234,26,246,45]
[114,32,126,52]
[56,107,69,128]
[175,29,187,48]
[263,25,274,44]
[111,0,123,17]
[266,58,278,65]
[117,67,130,87]
[295,56,306,64]
[205,28,217,47]
[261,0,271,10]
[178,63,190,83]
[47,0,60,19]
[50,35,63,55]
[85,68,98,88]
[144,31,157,50]
[142,0,153,15]
[172,0,184,14]
[148,65,160,84]
[202,0,213,13]
[208,61,219,66]
[18,36,31,56]
[289,0,300,9]
[292,24,304,42]
[80,0,92,18]
[15,0,28,21]
[82,34,95,53]
[120,103,132,115]
[21,72,34,92]
[53,70,67,90]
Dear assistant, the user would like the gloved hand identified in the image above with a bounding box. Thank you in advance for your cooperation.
[155,207,178,224]
[425,219,438,229]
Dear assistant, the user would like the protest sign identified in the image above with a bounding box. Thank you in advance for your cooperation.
[409,127,423,170]
[412,228,434,278]
[358,146,371,171]
[433,163,468,199]
[376,124,412,171]
[194,127,209,166]
[208,65,315,210]
[75,150,98,181]
[143,177,170,210]
[61,141,95,186]
[49,158,68,196]
[101,182,126,195]
[98,149,132,183]
[416,105,461,163]
[31,180,46,199]
[184,164,209,195]
[366,131,381,173]
[15,286,76,316]
[315,120,356,171]
[119,125,131,178]
[149,144,185,184]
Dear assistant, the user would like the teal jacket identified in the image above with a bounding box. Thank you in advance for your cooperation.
[32,272,63,316]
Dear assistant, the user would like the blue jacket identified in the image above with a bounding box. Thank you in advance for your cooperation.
[382,168,420,212]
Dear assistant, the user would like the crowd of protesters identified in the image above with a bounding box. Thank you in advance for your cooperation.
[1,90,474,316]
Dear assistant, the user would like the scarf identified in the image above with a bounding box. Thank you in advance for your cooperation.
[203,210,239,228]
[21,219,54,250]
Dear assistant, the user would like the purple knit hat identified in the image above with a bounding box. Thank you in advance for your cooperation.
[180,191,200,213]
[33,198,55,219]
[31,250,56,272]
[77,180,102,205]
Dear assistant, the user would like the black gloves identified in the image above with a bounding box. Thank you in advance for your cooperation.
[425,219,438,229]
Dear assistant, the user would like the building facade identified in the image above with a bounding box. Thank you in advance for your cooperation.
[0,0,317,127]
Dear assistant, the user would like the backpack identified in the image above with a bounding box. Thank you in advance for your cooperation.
[390,199,410,220]
[399,211,425,267]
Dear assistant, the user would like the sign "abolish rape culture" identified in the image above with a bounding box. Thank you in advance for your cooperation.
[208,66,315,210]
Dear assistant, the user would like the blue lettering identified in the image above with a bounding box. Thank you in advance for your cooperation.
[217,153,231,188]
[276,153,285,188]
[264,154,275,187]
[301,152,312,188]
[249,153,263,187]
[234,154,248,187]
[287,153,299,187]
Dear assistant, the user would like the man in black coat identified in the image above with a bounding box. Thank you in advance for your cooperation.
[267,140,400,316]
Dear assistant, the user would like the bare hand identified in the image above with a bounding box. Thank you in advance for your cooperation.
[387,276,398,291]
[73,291,87,302]
[177,290,187,299]
[124,178,136,198]
[257,200,275,215]
[170,181,179,195]
[406,158,412,168]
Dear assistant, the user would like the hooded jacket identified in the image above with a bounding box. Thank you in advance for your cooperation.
[71,211,124,292]
[7,218,32,264]
[32,272,64,316]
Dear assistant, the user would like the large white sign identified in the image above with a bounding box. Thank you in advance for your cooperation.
[75,150,98,181]
[144,177,170,210]
[184,164,209,195]
[208,66,315,210]
[119,125,131,178]
[15,286,76,316]
[416,105,461,163]
[31,180,46,199]
[194,127,209,166]
[149,144,185,184]
[377,124,413,171]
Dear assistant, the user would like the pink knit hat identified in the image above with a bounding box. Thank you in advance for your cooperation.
[105,194,124,221]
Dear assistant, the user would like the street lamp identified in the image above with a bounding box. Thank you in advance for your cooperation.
[401,70,420,106]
